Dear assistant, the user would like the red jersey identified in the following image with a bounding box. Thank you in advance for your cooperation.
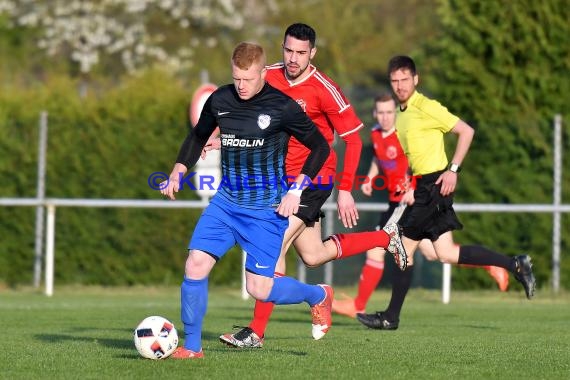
[370,125,409,202]
[265,63,363,187]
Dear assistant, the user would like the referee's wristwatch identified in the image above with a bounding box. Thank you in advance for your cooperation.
[448,163,461,173]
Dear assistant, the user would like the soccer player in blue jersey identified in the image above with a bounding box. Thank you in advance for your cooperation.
[205,24,407,349]
[160,42,333,359]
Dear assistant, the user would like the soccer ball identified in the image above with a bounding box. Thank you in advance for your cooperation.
[133,316,179,359]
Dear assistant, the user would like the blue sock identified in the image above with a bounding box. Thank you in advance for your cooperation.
[180,276,208,352]
[264,276,325,306]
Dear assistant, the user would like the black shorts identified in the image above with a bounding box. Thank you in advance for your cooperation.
[295,187,333,227]
[400,170,463,241]
[374,201,401,230]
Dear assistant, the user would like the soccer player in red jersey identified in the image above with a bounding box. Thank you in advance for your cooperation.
[215,23,406,348]
[332,94,509,319]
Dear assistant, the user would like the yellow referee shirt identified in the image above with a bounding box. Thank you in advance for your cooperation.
[396,91,459,176]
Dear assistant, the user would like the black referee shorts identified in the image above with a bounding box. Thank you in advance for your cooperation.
[295,186,333,227]
[400,170,463,241]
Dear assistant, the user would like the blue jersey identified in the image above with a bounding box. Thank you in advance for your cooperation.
[177,83,328,209]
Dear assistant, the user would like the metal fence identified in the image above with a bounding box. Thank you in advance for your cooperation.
[1,197,568,300]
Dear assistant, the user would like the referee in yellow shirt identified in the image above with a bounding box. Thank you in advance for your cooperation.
[357,55,536,330]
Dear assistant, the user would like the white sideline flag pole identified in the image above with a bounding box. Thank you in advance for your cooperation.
[442,263,451,304]
[34,111,48,288]
[45,205,56,297]
[552,114,562,293]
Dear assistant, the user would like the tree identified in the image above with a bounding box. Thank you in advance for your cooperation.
[419,0,569,202]
[0,0,279,76]
[418,0,570,289]
[266,0,440,87]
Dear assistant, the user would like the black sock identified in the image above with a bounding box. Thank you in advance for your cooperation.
[385,265,414,321]
[458,245,514,271]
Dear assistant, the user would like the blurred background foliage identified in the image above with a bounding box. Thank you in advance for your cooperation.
[0,0,568,291]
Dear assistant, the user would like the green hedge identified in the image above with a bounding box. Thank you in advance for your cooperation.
[415,0,570,291]
[0,70,567,290]
[0,72,255,287]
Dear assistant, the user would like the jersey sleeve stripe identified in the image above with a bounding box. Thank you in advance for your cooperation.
[338,123,364,137]
[266,63,284,70]
[314,72,350,111]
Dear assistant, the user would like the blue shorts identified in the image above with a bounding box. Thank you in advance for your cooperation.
[188,195,289,277]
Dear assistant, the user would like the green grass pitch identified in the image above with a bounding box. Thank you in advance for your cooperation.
[1,286,569,379]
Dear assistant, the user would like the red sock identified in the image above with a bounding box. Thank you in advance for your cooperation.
[354,259,384,311]
[249,300,274,338]
[248,272,284,337]
[330,231,390,259]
